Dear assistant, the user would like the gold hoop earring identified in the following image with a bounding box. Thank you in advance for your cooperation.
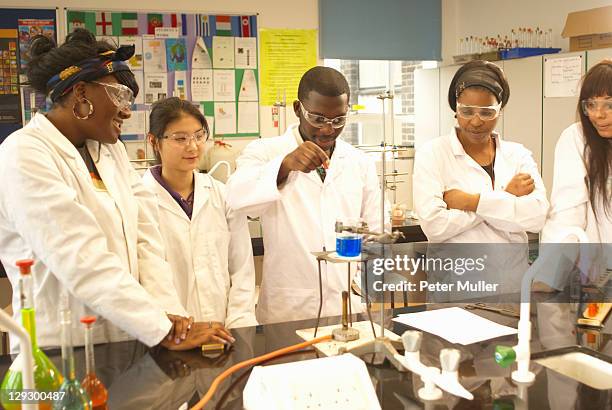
[73,98,94,120]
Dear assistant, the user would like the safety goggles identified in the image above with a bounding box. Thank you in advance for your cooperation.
[160,129,210,146]
[456,102,502,121]
[581,98,612,116]
[91,81,135,111]
[299,101,348,129]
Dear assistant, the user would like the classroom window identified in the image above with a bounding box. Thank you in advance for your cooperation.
[325,59,438,147]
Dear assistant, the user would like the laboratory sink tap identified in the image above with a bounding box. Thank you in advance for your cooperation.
[394,330,474,401]
[495,227,589,384]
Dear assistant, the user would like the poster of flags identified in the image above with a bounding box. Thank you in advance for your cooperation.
[65,10,260,144]
[66,11,256,41]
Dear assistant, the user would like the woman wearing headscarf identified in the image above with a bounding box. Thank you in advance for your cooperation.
[0,29,234,351]
[413,60,548,244]
[412,61,549,296]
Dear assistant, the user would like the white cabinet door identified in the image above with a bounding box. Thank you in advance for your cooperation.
[414,67,440,149]
[439,64,460,136]
[502,56,543,170]
[586,47,612,69]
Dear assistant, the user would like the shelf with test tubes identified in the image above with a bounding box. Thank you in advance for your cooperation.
[454,27,561,63]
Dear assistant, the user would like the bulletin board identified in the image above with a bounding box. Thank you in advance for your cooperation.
[0,8,57,143]
[65,9,260,159]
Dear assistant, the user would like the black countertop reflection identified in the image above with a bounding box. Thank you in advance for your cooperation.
[0,303,610,409]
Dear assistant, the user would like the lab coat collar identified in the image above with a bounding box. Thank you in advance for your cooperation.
[191,172,214,220]
[143,169,188,221]
[33,114,120,198]
[86,139,121,200]
[448,126,502,157]
[30,113,81,160]
[143,169,213,222]
[31,114,119,183]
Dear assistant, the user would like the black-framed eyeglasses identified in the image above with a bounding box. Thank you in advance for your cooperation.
[160,129,210,146]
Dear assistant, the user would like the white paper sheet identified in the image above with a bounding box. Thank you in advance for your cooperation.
[118,36,143,70]
[238,69,258,101]
[235,37,257,69]
[191,69,213,101]
[144,73,168,104]
[214,102,236,134]
[213,70,236,102]
[544,55,583,98]
[212,36,234,68]
[192,37,212,69]
[237,101,259,133]
[392,307,517,345]
[142,35,167,73]
[154,27,179,39]
[121,110,145,136]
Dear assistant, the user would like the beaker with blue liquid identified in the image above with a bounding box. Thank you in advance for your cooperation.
[336,234,362,257]
[335,219,363,257]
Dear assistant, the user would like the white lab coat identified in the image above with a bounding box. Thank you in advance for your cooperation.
[226,124,384,324]
[539,123,611,288]
[142,170,257,328]
[413,128,549,244]
[0,113,187,351]
[542,123,612,244]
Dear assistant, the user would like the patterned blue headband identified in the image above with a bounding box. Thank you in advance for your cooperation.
[46,44,135,102]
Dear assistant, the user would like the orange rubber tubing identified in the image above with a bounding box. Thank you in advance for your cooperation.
[190,334,332,410]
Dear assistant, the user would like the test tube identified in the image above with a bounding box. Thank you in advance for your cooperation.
[547,29,553,48]
[528,28,532,47]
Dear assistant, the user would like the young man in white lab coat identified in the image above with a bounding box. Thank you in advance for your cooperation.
[227,66,384,324]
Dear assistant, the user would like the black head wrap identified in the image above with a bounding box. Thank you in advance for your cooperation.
[448,60,510,111]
